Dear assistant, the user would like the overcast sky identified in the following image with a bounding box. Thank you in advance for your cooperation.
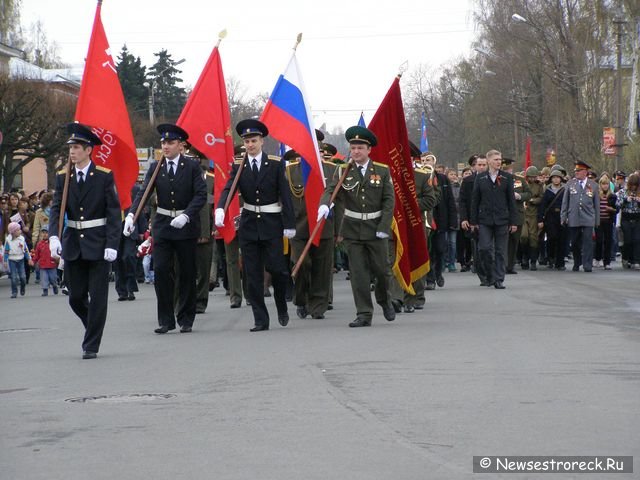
[21,0,477,131]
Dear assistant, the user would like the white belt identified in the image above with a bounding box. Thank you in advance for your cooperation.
[157,207,185,218]
[66,218,107,230]
[344,209,382,220]
[243,202,282,214]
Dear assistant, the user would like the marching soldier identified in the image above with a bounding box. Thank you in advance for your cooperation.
[215,119,295,332]
[285,146,340,320]
[49,122,121,359]
[501,158,531,274]
[520,165,544,270]
[125,124,207,333]
[318,126,396,327]
[561,160,600,272]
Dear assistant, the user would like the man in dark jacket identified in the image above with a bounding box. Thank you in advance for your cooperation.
[125,124,207,334]
[470,149,518,289]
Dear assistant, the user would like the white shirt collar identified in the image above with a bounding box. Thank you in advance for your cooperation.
[75,162,91,181]
[248,152,263,166]
[356,159,370,174]
[166,155,179,170]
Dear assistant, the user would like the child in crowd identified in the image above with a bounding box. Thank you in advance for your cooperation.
[32,226,59,295]
[138,223,154,284]
[3,222,33,298]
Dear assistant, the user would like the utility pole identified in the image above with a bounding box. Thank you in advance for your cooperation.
[613,14,627,172]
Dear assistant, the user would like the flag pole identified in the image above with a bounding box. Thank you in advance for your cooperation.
[221,159,245,215]
[291,158,353,279]
[57,155,72,238]
[131,157,165,224]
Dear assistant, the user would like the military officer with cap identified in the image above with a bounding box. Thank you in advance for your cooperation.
[561,160,599,272]
[520,165,544,270]
[125,124,207,333]
[49,122,121,359]
[318,126,396,327]
[215,119,295,332]
[285,140,341,320]
[501,157,531,273]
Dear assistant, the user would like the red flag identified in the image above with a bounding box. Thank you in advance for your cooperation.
[524,136,532,170]
[75,1,138,210]
[177,44,237,243]
[369,76,430,294]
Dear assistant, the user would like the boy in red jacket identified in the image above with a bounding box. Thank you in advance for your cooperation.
[32,226,59,296]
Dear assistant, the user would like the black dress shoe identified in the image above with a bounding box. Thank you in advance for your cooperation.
[425,282,436,291]
[572,265,580,272]
[382,303,396,321]
[82,351,97,359]
[349,318,371,327]
[494,281,506,289]
[230,301,241,309]
[327,304,333,311]
[250,325,269,332]
[118,295,128,301]
[278,312,289,326]
[180,326,192,333]
[583,268,592,272]
[436,276,445,287]
[414,305,424,310]
[154,326,176,334]
[391,299,402,313]
[312,314,325,319]
[506,269,518,275]
[128,293,136,301]
[479,281,491,287]
[296,305,309,319]
[460,266,470,272]
[403,305,415,313]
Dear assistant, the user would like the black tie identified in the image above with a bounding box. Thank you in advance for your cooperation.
[359,165,366,178]
[77,171,85,188]
[252,159,259,176]
[168,161,175,178]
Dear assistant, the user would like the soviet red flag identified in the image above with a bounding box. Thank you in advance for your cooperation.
[75,1,138,210]
[369,76,430,294]
[177,44,237,243]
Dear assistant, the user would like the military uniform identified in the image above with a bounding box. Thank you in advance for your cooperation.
[505,164,531,273]
[128,124,207,333]
[49,123,121,358]
[520,167,544,270]
[216,120,295,331]
[320,126,396,326]
[286,155,340,319]
[560,161,600,272]
[538,177,567,269]
[194,166,214,313]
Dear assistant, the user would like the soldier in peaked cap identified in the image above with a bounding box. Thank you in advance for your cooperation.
[501,157,531,273]
[561,159,599,272]
[125,123,207,333]
[318,125,396,327]
[215,119,295,332]
[48,122,121,359]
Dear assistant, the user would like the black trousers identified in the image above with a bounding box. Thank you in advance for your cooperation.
[240,236,289,328]
[621,219,640,264]
[546,227,566,268]
[594,220,613,265]
[153,237,197,329]
[115,236,138,296]
[569,226,594,270]
[478,224,509,283]
[426,230,447,283]
[66,259,110,353]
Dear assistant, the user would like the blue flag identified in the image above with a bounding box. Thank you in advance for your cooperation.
[420,112,428,153]
[358,111,366,127]
[279,142,287,158]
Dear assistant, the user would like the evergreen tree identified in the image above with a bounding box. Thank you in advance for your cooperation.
[116,44,148,114]
[147,49,186,122]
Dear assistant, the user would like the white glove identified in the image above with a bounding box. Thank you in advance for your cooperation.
[123,213,135,237]
[104,248,118,262]
[317,204,330,222]
[170,213,189,229]
[283,229,296,239]
[49,236,62,259]
[214,208,225,227]
[376,232,389,239]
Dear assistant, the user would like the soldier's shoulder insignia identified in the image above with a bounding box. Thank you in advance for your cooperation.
[321,160,336,167]
[56,168,67,175]
[95,165,112,173]
[205,171,215,178]
[234,159,243,165]
[286,160,300,168]
[267,155,281,162]
[372,161,389,169]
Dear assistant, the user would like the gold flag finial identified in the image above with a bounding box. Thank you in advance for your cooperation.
[293,33,303,51]
[397,60,409,78]
[216,29,228,48]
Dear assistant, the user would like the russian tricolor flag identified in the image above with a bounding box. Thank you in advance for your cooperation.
[261,52,325,245]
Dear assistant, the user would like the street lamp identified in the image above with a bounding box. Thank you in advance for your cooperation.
[144,58,186,126]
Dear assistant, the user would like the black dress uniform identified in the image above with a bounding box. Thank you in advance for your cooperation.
[217,120,295,331]
[49,123,121,358]
[129,124,207,333]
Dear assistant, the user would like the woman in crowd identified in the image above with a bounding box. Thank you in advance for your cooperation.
[594,173,618,270]
[616,173,640,270]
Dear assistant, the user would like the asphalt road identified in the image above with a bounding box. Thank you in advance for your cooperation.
[1,264,638,480]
